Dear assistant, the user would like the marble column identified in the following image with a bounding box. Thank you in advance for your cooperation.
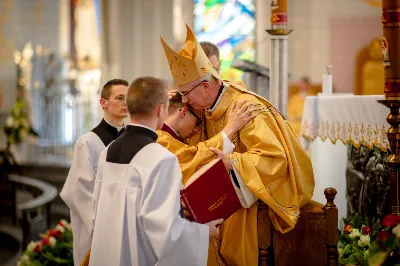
[266,0,292,118]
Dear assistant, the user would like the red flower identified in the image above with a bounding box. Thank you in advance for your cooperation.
[58,221,65,227]
[362,225,371,235]
[48,229,63,238]
[382,214,400,227]
[344,224,352,234]
[377,231,391,242]
[42,237,51,246]
[34,243,42,252]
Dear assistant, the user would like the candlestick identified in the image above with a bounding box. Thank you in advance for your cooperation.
[377,0,400,216]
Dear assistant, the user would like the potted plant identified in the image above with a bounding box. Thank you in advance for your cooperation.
[17,220,73,266]
[368,214,400,266]
[338,213,380,266]
[4,97,38,162]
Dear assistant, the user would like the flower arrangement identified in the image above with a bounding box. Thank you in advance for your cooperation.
[4,98,38,147]
[338,213,380,266]
[17,219,73,266]
[368,214,400,266]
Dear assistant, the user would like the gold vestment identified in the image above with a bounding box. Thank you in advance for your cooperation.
[188,81,315,266]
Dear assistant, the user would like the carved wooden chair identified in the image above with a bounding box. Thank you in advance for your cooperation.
[258,188,339,266]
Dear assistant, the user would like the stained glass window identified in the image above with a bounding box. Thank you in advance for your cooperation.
[194,0,256,81]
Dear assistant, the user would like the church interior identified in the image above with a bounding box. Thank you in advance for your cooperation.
[0,0,398,265]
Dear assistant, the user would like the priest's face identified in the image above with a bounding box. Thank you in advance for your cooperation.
[177,77,221,111]
[102,85,129,118]
[176,107,201,139]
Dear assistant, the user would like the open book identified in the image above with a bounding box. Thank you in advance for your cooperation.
[180,158,250,224]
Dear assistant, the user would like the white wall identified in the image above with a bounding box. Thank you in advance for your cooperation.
[287,0,381,93]
[0,0,62,113]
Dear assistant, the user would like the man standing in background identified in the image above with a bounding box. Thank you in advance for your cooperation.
[60,79,129,266]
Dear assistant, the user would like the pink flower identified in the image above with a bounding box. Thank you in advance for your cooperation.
[362,225,371,235]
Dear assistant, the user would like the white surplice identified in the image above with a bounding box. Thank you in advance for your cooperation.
[60,132,105,266]
[89,142,209,266]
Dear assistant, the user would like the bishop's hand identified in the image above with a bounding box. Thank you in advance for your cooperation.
[210,148,233,171]
[206,218,224,241]
[222,100,259,140]
[168,89,178,99]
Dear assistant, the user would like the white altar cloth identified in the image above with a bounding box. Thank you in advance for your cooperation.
[300,95,389,221]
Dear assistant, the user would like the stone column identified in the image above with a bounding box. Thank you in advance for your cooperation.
[266,0,292,117]
[378,0,400,215]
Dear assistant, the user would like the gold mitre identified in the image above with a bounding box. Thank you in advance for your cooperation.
[161,24,220,86]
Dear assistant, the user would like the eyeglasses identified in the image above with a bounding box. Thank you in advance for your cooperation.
[103,95,126,102]
[187,108,202,127]
[178,81,205,97]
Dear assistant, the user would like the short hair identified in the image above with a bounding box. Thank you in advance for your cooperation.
[101,79,129,99]
[200,41,220,60]
[127,76,168,117]
[168,93,184,114]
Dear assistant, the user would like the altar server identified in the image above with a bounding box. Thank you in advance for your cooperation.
[60,79,129,266]
[89,76,222,266]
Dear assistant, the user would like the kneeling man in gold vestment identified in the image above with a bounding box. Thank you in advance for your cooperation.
[161,25,315,265]
[157,93,258,184]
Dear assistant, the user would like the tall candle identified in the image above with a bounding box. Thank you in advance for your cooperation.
[322,65,333,94]
[277,0,287,13]
[270,0,288,28]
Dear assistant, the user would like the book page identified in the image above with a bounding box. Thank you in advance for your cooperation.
[184,158,220,188]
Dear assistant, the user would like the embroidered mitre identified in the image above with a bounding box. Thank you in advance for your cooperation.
[160,24,220,86]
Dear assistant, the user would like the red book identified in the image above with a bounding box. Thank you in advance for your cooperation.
[180,158,244,224]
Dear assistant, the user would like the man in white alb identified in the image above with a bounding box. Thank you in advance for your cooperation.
[60,79,129,266]
[89,76,222,266]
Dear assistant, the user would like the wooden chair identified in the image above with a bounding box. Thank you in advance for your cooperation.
[258,188,339,266]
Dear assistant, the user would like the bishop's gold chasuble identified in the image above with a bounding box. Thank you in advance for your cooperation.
[188,81,315,266]
[160,24,314,266]
[156,130,225,184]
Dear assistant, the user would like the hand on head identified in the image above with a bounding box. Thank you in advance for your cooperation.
[168,90,178,99]
[222,100,259,139]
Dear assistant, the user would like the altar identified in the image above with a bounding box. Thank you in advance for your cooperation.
[300,95,390,222]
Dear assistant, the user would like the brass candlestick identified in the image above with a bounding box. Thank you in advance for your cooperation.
[377,0,400,215]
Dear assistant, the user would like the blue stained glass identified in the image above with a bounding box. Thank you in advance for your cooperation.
[194,0,256,81]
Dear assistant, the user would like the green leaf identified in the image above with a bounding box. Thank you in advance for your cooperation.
[339,253,357,265]
[372,219,381,237]
[352,213,361,229]
[368,251,389,266]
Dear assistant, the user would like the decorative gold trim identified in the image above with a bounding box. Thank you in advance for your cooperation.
[301,120,389,151]
[266,29,293,35]
[384,23,400,28]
